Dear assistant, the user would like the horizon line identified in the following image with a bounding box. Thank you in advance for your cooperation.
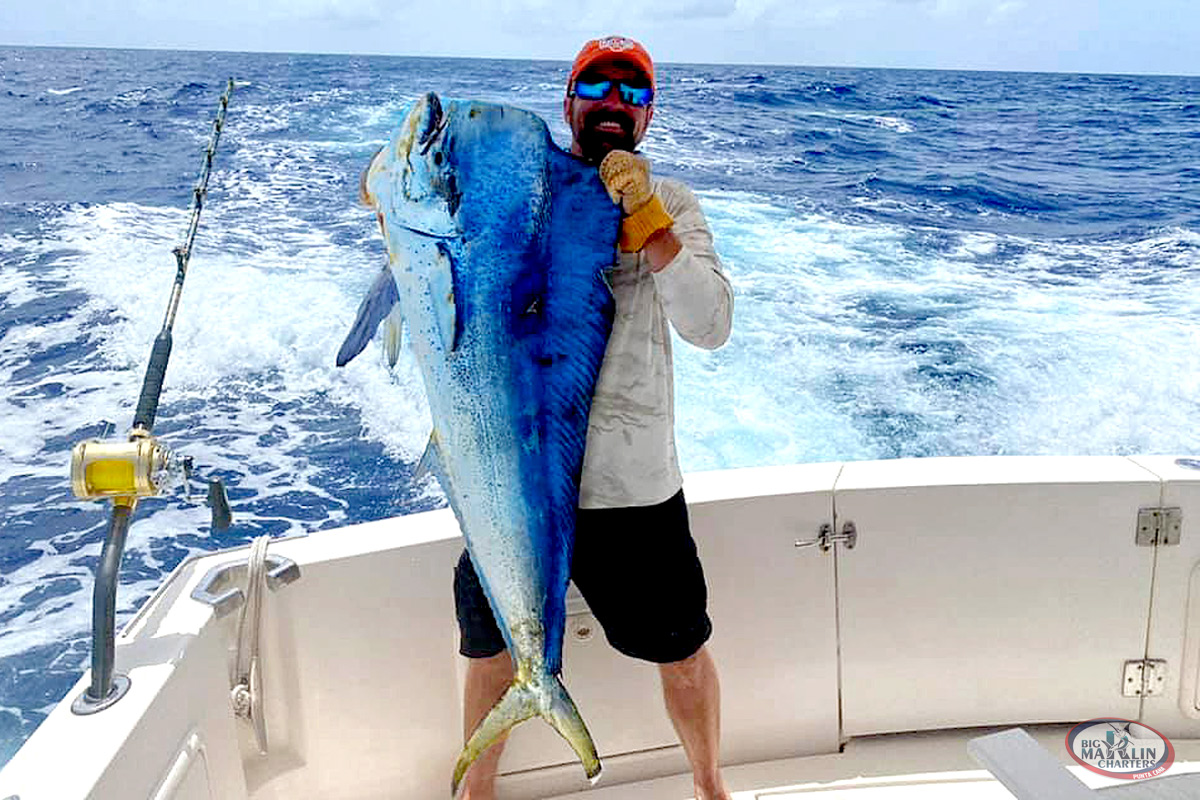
[2,41,1196,80]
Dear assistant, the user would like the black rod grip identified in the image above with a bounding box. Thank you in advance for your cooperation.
[133,331,173,432]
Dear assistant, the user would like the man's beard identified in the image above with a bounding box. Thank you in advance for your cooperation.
[576,110,636,163]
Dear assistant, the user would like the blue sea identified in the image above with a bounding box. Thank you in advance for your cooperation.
[1,45,1198,765]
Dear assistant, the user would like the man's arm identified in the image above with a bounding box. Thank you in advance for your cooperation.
[643,224,682,269]
[598,151,733,350]
[647,180,733,351]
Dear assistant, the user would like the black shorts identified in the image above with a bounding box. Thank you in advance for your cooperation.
[453,489,712,664]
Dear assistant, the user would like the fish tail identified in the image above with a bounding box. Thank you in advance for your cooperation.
[452,681,537,796]
[451,674,601,796]
[545,674,602,783]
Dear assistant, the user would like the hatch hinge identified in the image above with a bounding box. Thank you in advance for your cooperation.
[1135,507,1182,547]
[1123,659,1167,697]
[795,521,857,553]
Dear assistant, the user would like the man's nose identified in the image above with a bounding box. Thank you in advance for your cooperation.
[596,90,627,111]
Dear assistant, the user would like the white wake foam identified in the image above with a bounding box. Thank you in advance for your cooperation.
[675,191,1200,470]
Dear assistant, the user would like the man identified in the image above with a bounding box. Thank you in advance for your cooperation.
[455,35,734,800]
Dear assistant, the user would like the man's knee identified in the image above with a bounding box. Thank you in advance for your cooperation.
[658,645,711,688]
[467,650,514,682]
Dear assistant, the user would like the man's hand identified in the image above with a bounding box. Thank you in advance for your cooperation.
[599,150,654,214]
[599,150,675,254]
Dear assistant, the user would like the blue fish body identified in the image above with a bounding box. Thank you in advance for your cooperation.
[341,93,619,792]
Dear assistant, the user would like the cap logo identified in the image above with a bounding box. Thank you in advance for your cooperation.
[597,36,636,52]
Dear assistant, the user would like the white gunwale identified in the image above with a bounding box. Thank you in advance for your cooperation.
[4,454,1200,799]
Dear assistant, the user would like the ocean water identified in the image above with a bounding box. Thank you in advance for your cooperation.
[1,46,1198,765]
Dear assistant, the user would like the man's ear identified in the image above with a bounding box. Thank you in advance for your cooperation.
[563,95,572,128]
[634,104,654,148]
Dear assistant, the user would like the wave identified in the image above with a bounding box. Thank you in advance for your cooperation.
[872,116,913,133]
[681,190,1200,469]
[914,94,954,108]
[170,81,211,100]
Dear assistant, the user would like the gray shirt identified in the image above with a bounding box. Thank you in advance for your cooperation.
[579,177,734,509]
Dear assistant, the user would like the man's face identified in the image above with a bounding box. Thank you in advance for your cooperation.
[563,61,654,164]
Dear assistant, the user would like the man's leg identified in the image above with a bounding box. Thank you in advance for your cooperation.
[459,650,514,800]
[454,549,515,800]
[573,492,728,798]
[659,645,731,800]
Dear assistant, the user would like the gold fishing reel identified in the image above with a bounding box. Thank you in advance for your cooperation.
[70,429,175,503]
[70,429,232,527]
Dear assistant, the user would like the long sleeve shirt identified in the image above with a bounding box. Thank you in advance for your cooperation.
[578,177,733,509]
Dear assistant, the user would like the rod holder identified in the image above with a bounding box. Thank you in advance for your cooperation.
[72,502,135,715]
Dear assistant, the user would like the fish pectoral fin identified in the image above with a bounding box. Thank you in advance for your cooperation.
[336,265,402,367]
[414,430,444,482]
[383,303,404,367]
[431,242,461,353]
[450,675,601,797]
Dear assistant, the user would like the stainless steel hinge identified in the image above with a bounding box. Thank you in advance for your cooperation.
[796,521,857,553]
[1123,659,1167,697]
[1135,507,1182,547]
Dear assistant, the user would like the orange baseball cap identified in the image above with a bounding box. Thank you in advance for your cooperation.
[568,36,655,89]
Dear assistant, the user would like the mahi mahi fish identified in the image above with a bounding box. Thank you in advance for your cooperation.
[337,93,620,793]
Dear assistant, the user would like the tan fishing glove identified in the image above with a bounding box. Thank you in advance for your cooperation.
[599,150,675,252]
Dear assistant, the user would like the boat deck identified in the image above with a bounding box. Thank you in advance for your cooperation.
[537,727,1200,800]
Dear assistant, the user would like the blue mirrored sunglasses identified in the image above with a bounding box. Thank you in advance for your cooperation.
[571,79,654,107]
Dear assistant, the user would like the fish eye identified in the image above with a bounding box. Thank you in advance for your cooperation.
[434,151,444,166]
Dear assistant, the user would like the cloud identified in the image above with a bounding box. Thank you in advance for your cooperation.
[257,0,400,24]
[987,0,1027,23]
[7,0,1194,74]
[644,0,738,21]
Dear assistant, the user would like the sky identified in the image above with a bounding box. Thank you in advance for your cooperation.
[2,0,1197,76]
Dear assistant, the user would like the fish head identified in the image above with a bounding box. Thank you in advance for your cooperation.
[362,92,461,240]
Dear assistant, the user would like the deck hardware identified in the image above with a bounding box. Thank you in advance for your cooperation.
[570,615,597,643]
[1122,659,1167,697]
[832,521,858,551]
[191,553,299,619]
[795,522,858,553]
[794,526,824,550]
[231,536,276,755]
[1135,507,1182,547]
[70,674,131,716]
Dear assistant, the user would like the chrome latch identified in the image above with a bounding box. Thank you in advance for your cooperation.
[1136,508,1182,547]
[796,521,857,553]
[1123,659,1167,697]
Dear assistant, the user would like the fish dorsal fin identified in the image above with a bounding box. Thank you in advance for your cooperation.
[336,265,402,367]
[430,241,461,354]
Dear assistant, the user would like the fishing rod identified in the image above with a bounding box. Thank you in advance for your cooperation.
[68,78,239,714]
